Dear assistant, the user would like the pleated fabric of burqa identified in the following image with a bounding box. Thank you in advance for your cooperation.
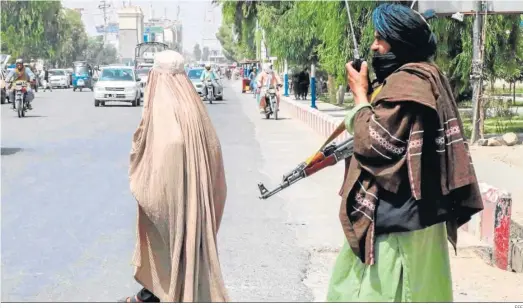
[129,50,228,302]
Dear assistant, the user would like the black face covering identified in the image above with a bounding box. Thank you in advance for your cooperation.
[371,52,404,83]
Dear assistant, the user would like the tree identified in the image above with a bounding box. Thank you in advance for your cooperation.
[216,24,240,61]
[50,8,89,67]
[202,46,210,61]
[82,36,118,65]
[193,44,202,61]
[222,0,523,105]
[0,0,63,59]
[256,1,316,65]
[220,0,259,59]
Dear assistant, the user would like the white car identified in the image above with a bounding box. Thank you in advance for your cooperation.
[93,66,142,107]
[135,66,152,98]
[49,69,70,88]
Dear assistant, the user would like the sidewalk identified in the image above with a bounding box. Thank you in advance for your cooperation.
[236,85,523,301]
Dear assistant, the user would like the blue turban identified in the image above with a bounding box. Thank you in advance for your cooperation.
[372,4,437,61]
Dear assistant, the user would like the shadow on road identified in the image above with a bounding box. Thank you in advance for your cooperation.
[23,115,47,118]
[261,117,290,120]
[99,105,137,108]
[1,147,23,156]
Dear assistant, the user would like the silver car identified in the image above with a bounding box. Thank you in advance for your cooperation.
[187,68,223,100]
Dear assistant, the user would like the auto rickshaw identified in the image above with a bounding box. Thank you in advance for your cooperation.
[239,60,260,93]
[72,61,94,92]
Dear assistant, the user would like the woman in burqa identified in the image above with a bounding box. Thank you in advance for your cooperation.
[121,50,228,303]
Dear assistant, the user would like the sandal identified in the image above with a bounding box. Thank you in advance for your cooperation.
[118,295,142,303]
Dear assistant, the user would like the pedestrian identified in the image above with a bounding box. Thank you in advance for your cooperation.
[42,67,52,92]
[298,68,309,100]
[121,50,228,303]
[249,67,258,97]
[327,3,483,302]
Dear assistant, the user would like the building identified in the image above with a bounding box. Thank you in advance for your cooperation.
[143,19,183,51]
[208,48,226,64]
[117,6,144,64]
[95,22,119,49]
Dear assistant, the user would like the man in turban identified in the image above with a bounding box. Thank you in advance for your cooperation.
[326,4,483,302]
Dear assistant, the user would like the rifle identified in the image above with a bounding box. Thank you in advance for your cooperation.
[258,135,354,200]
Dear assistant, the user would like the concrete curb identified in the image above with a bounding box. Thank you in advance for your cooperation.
[279,95,514,271]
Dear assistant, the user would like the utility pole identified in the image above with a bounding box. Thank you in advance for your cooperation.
[149,1,154,20]
[470,0,485,143]
[98,0,111,47]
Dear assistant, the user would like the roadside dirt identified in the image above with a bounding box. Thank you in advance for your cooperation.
[469,144,523,232]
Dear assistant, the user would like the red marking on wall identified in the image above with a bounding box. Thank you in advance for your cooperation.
[493,197,512,270]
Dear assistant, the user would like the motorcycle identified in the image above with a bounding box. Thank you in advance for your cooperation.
[205,79,214,104]
[264,84,281,120]
[13,80,29,118]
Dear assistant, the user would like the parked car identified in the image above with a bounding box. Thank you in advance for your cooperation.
[49,69,70,88]
[187,68,223,100]
[93,66,141,107]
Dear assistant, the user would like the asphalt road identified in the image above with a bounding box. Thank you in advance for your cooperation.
[1,81,338,302]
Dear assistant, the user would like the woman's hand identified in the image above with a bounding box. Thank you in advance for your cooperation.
[346,61,369,104]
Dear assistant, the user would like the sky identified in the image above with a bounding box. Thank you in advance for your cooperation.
[61,0,223,52]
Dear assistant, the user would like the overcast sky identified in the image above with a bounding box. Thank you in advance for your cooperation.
[62,0,223,51]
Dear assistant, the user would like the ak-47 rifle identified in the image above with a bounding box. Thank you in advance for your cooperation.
[257,136,353,199]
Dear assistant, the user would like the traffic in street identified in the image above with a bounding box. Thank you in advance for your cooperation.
[1,80,339,302]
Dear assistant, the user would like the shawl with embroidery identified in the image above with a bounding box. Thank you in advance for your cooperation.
[338,62,484,265]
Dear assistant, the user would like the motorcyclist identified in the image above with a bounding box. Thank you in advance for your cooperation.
[257,63,282,114]
[200,63,218,99]
[6,58,35,110]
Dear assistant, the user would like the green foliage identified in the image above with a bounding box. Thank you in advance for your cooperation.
[257,1,317,66]
[0,1,118,67]
[0,0,63,59]
[220,0,523,102]
[50,8,89,67]
[216,24,241,61]
[82,36,118,65]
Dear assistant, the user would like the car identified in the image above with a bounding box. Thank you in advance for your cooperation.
[93,66,142,107]
[48,69,70,88]
[135,66,152,98]
[187,68,223,100]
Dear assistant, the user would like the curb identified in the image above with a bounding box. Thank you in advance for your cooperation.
[279,95,514,271]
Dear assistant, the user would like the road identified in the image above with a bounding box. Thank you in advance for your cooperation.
[3,81,522,303]
[1,81,344,302]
